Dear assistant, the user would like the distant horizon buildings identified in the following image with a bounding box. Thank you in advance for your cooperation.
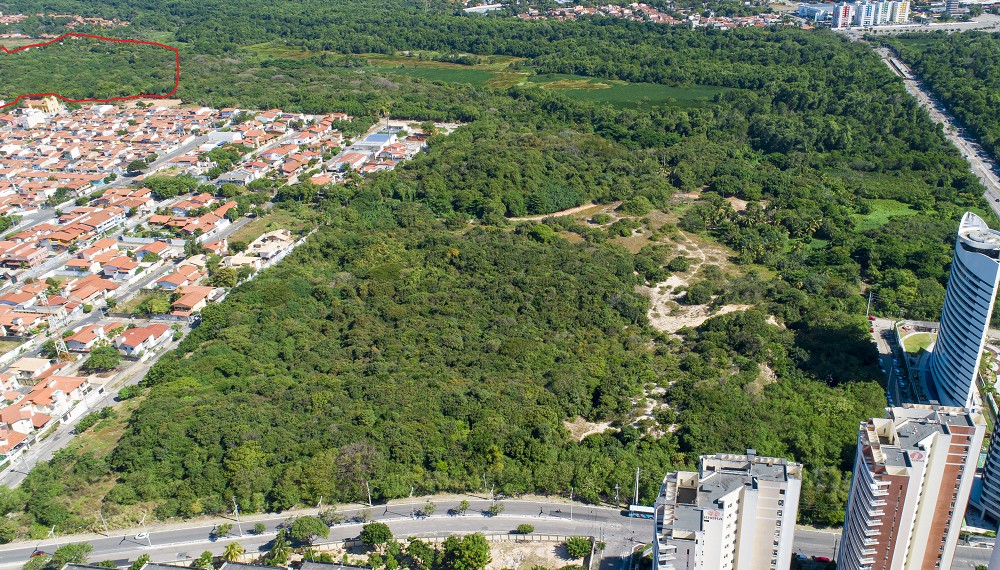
[838,405,985,570]
[929,211,1000,408]
[824,0,911,27]
[652,451,802,570]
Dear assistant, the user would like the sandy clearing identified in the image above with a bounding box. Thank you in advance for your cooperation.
[564,416,613,441]
[508,203,599,222]
[645,301,753,334]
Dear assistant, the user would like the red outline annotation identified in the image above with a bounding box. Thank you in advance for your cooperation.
[0,32,180,111]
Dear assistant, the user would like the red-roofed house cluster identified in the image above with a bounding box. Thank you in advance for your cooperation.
[0,102,218,214]
[518,2,791,28]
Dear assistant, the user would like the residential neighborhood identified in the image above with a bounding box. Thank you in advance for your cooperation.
[0,98,441,470]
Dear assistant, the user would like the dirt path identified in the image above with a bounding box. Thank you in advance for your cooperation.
[507,203,598,222]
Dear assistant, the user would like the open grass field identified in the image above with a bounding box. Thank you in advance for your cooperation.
[0,340,23,356]
[529,74,734,108]
[902,332,936,354]
[229,208,310,245]
[245,44,733,108]
[852,199,917,231]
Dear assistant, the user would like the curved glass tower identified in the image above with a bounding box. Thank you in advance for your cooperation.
[930,212,1000,408]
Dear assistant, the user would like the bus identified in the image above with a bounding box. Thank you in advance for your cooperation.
[628,505,655,519]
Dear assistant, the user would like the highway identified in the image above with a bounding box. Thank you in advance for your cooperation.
[0,496,988,569]
[876,47,1000,221]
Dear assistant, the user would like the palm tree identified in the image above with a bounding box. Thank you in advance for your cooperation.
[223,543,244,563]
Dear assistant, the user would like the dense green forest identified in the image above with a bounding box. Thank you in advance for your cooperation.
[0,0,989,537]
[885,32,1000,162]
[0,36,176,103]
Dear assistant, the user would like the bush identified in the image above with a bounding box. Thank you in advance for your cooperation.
[618,196,653,216]
[666,256,692,272]
[590,213,611,224]
[117,385,141,400]
[564,536,592,559]
[516,524,534,534]
[74,408,113,434]
[683,280,716,305]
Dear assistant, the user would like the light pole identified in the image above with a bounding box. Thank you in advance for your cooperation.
[232,498,244,537]
[569,487,573,521]
[364,480,372,507]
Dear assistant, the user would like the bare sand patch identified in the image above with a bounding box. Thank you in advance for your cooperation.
[488,540,582,570]
[564,416,613,441]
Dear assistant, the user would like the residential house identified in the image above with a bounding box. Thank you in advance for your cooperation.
[114,323,172,356]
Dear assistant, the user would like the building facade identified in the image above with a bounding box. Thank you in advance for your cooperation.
[832,0,910,26]
[930,212,1000,408]
[977,424,1000,524]
[838,405,985,570]
[832,2,854,26]
[652,451,802,570]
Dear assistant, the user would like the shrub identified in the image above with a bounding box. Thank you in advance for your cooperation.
[516,524,534,534]
[564,536,592,559]
[666,256,692,272]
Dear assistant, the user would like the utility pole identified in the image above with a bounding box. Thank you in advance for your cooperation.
[569,487,573,521]
[98,510,109,536]
[232,498,244,537]
[139,513,151,547]
[634,468,641,505]
[364,481,373,507]
[317,496,323,509]
[410,487,414,519]
[865,290,874,318]
[614,483,620,506]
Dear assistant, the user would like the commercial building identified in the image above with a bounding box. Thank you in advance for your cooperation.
[853,1,876,25]
[828,0,911,26]
[652,451,802,570]
[797,3,835,20]
[891,0,911,23]
[929,212,1000,408]
[832,2,854,26]
[946,0,963,15]
[838,405,985,570]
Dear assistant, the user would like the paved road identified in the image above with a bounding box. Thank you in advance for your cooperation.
[876,47,1000,221]
[836,14,1000,39]
[0,496,988,569]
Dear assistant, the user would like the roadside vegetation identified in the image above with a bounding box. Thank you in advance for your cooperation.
[886,32,1000,162]
[0,0,986,540]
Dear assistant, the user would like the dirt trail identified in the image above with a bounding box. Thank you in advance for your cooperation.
[507,203,598,222]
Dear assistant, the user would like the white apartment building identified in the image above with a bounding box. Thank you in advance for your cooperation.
[653,451,802,570]
[930,212,1000,408]
[834,0,911,26]
[838,405,985,570]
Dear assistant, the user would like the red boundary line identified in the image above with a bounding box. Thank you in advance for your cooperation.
[0,32,180,110]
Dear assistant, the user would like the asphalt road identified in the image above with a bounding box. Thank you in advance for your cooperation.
[836,14,1000,39]
[876,47,1000,221]
[0,496,988,569]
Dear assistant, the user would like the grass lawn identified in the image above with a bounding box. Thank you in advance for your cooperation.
[229,208,310,245]
[245,45,735,109]
[116,291,170,315]
[0,340,23,356]
[528,74,735,109]
[852,199,917,231]
[902,332,936,354]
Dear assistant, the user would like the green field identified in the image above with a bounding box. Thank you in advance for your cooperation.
[528,74,733,108]
[902,332,936,354]
[244,45,731,109]
[369,65,501,87]
[852,199,917,231]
